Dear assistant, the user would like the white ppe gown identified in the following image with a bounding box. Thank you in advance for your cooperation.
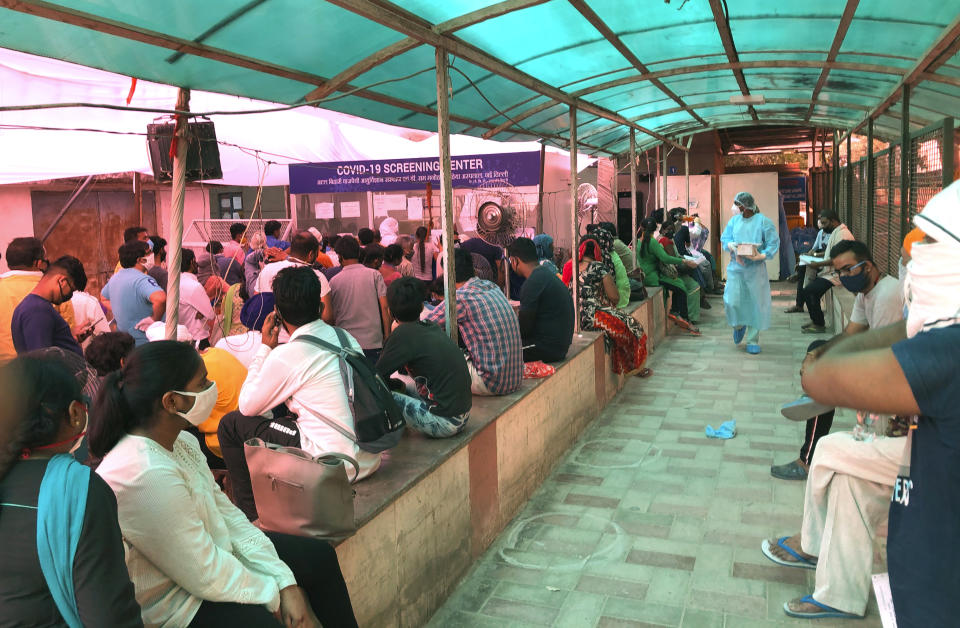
[720,212,779,331]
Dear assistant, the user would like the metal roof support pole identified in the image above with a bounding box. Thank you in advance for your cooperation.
[685,136,692,221]
[569,106,580,334]
[866,118,875,253]
[435,48,458,344]
[900,85,911,240]
[630,128,638,251]
[832,130,840,212]
[846,133,853,227]
[941,117,954,189]
[654,145,660,210]
[165,87,190,339]
[662,143,668,217]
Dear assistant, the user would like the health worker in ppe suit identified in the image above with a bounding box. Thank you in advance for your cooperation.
[720,191,779,354]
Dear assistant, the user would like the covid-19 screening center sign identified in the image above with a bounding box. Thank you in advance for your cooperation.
[288,151,541,194]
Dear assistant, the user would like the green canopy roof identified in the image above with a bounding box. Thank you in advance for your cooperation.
[2,0,959,154]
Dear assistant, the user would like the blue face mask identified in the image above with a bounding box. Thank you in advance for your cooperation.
[839,262,869,293]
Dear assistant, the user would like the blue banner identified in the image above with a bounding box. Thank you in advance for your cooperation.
[780,176,807,202]
[288,151,542,193]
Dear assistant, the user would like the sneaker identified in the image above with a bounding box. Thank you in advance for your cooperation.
[771,460,808,481]
[746,344,761,354]
[801,324,826,334]
[733,326,746,344]
[781,395,835,421]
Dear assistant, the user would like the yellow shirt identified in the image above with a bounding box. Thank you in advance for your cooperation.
[198,347,248,456]
[0,271,42,364]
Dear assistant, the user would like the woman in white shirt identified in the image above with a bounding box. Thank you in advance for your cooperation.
[89,340,357,628]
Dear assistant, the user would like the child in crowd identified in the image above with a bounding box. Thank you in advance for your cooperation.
[376,277,472,438]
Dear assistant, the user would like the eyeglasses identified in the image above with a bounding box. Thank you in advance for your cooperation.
[836,261,866,277]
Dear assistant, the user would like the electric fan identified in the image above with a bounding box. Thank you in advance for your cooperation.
[458,179,531,295]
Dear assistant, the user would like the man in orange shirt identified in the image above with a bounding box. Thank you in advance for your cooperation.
[0,238,47,365]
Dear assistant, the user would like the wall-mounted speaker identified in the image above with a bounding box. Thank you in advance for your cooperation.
[146,120,222,182]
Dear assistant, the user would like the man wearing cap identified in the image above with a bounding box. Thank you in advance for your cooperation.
[719,191,779,354]
[800,180,960,625]
[214,292,273,368]
[786,210,854,333]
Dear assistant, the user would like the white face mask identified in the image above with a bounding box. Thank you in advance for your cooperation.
[172,382,219,426]
[903,241,960,338]
[731,204,740,215]
[140,252,155,271]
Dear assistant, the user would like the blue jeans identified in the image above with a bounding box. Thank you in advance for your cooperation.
[391,391,468,438]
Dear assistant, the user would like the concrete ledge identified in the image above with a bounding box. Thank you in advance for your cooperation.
[335,290,666,627]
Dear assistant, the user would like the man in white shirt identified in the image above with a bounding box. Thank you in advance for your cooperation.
[214,292,272,368]
[54,255,112,349]
[177,249,216,348]
[772,239,905,481]
[786,211,854,332]
[218,265,382,521]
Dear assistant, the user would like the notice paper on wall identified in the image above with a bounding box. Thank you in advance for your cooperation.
[407,196,423,220]
[374,194,406,216]
[341,201,361,218]
[871,573,898,628]
[314,202,334,219]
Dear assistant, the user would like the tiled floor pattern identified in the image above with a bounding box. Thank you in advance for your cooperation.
[428,286,883,627]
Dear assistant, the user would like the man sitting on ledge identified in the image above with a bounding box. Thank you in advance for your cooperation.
[425,248,523,396]
[219,266,382,521]
[507,237,574,363]
[376,277,472,438]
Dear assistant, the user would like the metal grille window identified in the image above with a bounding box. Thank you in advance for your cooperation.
[909,126,946,219]
[873,150,891,277]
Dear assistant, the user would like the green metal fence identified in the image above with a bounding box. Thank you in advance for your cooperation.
[811,117,954,277]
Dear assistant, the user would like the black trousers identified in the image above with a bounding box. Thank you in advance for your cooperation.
[662,282,689,319]
[799,339,835,463]
[218,411,302,521]
[796,276,834,326]
[187,531,358,628]
[522,344,566,363]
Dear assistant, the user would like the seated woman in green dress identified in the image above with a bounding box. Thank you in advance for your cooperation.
[635,217,701,333]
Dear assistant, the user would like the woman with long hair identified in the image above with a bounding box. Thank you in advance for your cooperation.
[636,217,701,333]
[90,341,357,627]
[576,236,650,376]
[0,355,142,627]
[410,226,437,282]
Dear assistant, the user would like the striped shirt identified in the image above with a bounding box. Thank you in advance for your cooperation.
[426,277,523,395]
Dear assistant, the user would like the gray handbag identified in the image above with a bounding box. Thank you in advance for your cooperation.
[243,437,360,539]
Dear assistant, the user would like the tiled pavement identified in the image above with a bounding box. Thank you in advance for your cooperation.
[428,285,884,628]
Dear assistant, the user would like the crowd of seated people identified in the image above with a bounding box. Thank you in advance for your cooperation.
[0,209,690,626]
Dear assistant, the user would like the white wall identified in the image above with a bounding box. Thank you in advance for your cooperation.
[718,172,780,280]
[0,186,35,273]
[666,175,713,255]
[157,188,214,247]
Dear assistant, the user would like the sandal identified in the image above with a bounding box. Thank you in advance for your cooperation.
[783,595,863,619]
[634,368,653,378]
[761,536,817,570]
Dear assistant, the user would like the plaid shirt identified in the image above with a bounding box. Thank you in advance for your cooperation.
[426,277,523,395]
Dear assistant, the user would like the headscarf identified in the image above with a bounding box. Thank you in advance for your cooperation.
[577,235,603,263]
[533,233,553,262]
[240,292,275,331]
[379,217,400,246]
[587,224,615,269]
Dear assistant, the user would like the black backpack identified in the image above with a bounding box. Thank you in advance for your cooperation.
[295,330,405,453]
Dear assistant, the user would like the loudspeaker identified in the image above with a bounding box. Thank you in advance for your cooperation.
[146,120,222,182]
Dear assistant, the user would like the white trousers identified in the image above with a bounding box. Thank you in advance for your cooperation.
[800,432,906,614]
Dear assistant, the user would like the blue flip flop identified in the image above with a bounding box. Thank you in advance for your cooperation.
[783,595,863,619]
[761,536,817,570]
[733,326,746,344]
